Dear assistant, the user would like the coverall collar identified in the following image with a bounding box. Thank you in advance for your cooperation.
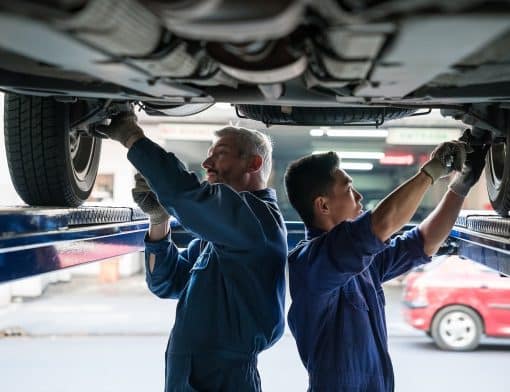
[305,226,325,240]
[250,188,277,202]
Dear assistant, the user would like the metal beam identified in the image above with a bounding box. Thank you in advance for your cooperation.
[0,207,148,284]
[449,210,510,275]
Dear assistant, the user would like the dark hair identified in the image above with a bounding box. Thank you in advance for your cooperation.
[284,152,339,227]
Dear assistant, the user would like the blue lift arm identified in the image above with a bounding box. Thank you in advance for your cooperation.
[0,207,508,284]
[0,206,149,284]
[448,210,510,276]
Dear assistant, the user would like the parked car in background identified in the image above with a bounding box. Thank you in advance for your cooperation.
[403,256,510,351]
[0,1,510,213]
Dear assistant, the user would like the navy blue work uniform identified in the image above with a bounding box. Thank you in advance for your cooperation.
[128,138,287,392]
[287,211,430,392]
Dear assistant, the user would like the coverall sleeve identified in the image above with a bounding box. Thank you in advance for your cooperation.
[128,138,265,249]
[144,235,201,299]
[317,211,386,289]
[371,227,431,283]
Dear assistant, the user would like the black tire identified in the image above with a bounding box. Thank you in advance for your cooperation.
[430,305,483,351]
[4,94,101,207]
[235,105,417,126]
[485,132,510,216]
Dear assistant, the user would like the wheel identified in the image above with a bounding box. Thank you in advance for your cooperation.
[4,94,102,207]
[485,132,510,216]
[430,305,483,351]
[235,105,417,126]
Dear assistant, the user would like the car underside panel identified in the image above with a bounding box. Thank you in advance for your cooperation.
[0,8,205,102]
[354,16,510,99]
[0,1,509,107]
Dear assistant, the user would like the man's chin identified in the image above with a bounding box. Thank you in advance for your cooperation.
[206,176,222,184]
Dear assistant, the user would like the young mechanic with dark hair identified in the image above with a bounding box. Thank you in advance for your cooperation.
[98,114,287,392]
[284,134,488,392]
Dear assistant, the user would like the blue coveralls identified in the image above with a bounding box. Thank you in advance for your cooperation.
[287,211,431,392]
[127,138,288,392]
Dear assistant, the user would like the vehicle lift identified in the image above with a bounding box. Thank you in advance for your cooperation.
[0,207,508,284]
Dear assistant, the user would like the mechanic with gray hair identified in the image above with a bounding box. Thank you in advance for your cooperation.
[283,132,488,391]
[98,116,287,392]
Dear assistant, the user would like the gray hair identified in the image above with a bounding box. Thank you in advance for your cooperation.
[214,126,273,183]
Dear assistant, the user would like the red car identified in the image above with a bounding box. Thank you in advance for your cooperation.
[402,256,510,351]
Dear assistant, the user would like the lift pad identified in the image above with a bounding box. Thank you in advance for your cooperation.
[450,210,510,276]
[0,206,149,284]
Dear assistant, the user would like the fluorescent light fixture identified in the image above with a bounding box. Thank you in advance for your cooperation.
[340,162,374,171]
[312,151,384,160]
[309,129,325,137]
[310,128,388,138]
[339,151,384,159]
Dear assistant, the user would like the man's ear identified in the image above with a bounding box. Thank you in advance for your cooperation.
[248,155,263,173]
[313,195,330,217]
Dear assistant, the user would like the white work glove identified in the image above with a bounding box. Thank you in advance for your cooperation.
[131,173,170,225]
[96,110,145,148]
[449,131,490,197]
[420,140,469,183]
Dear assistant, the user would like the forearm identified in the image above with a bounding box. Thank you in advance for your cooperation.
[144,238,191,299]
[125,134,145,149]
[128,137,201,201]
[371,171,432,241]
[148,221,170,243]
[418,190,464,256]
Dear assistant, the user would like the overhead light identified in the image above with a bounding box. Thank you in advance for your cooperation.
[312,151,384,160]
[310,128,388,138]
[340,162,374,171]
[310,129,325,137]
[339,151,384,159]
[380,154,415,165]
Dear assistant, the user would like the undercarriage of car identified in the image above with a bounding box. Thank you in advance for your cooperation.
[0,0,509,214]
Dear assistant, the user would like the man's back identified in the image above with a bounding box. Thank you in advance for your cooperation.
[287,212,429,392]
[167,188,288,356]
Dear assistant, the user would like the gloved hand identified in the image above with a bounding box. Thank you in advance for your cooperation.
[449,132,490,197]
[132,173,170,225]
[96,110,145,148]
[420,139,469,183]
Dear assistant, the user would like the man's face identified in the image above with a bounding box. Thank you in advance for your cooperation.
[326,168,364,224]
[201,135,251,190]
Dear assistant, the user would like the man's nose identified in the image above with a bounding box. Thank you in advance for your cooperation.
[355,189,363,201]
[202,156,212,169]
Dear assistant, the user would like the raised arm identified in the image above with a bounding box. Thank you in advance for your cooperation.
[419,142,489,256]
[371,140,467,242]
[98,112,266,249]
[371,172,431,242]
[127,138,266,249]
